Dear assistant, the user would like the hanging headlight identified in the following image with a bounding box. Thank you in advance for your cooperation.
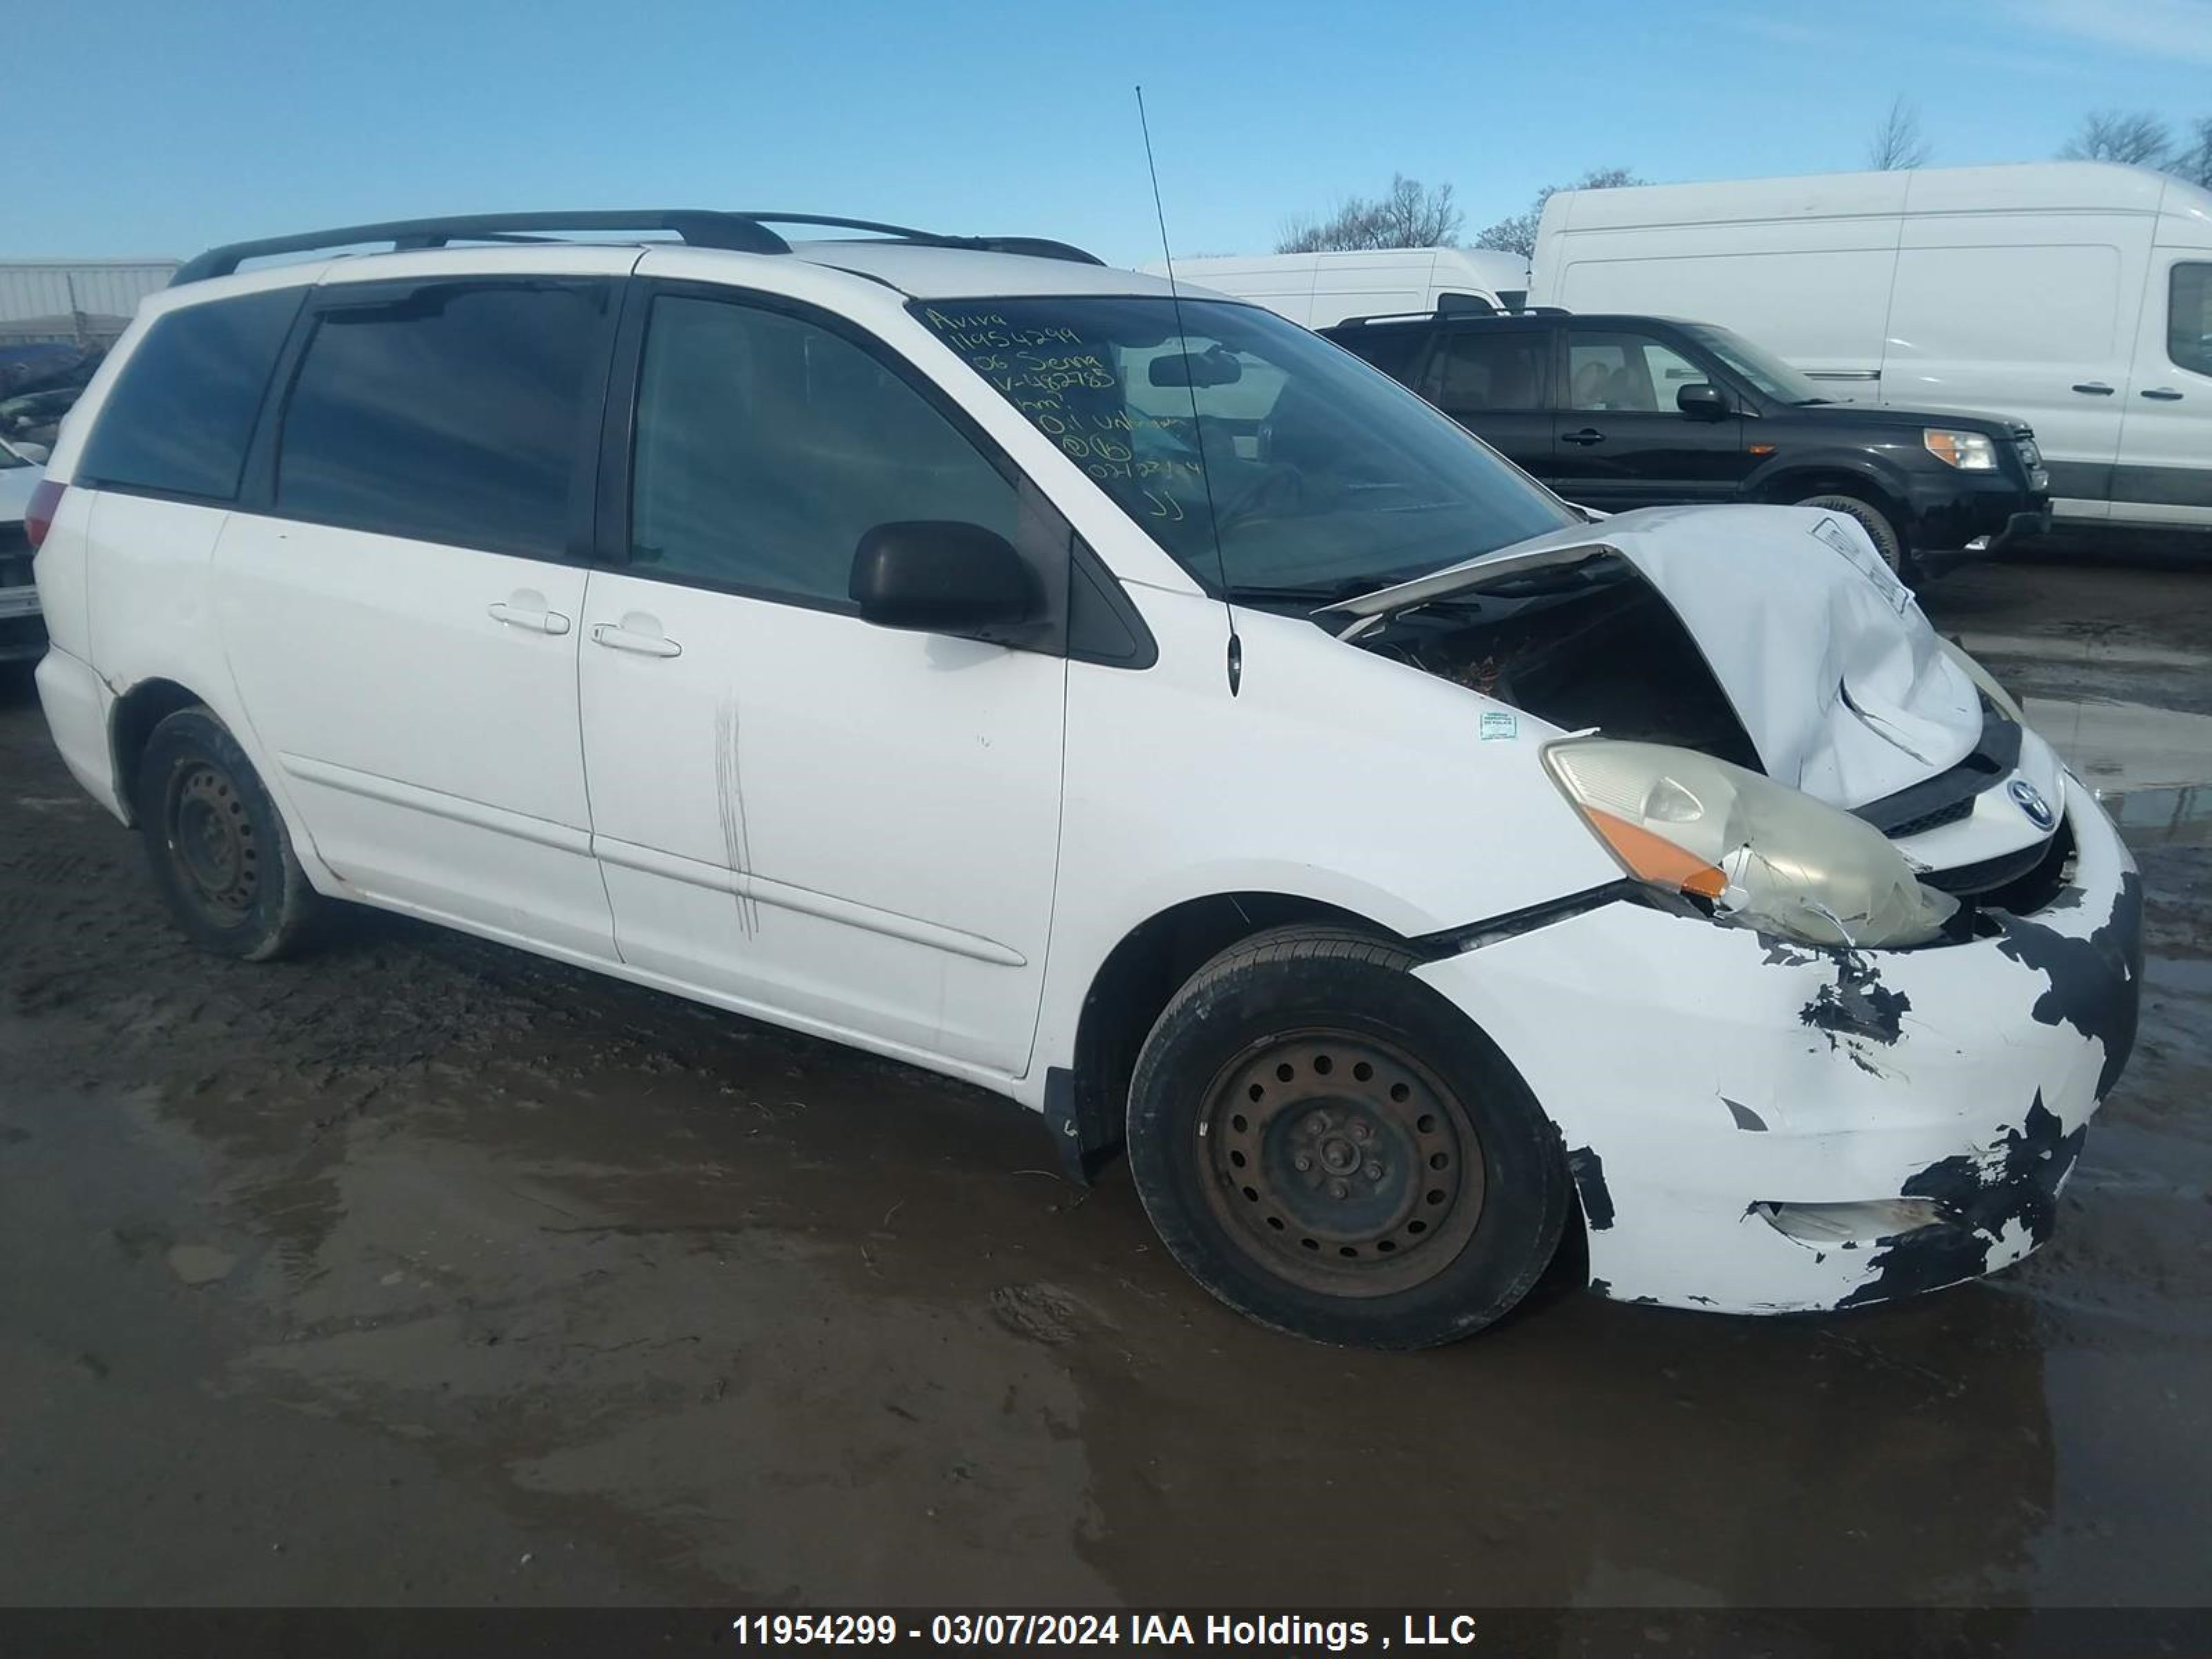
[1544,740,1958,948]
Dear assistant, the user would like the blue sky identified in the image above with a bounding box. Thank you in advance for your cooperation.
[17,0,2212,267]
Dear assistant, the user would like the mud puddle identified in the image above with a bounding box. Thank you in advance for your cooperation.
[5,554,2212,1610]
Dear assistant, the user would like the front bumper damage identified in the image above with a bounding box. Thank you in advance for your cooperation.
[1415,776,2141,1313]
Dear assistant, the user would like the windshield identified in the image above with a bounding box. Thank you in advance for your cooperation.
[1681,324,1828,406]
[913,296,1574,601]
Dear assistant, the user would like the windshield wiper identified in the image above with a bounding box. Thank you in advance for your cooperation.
[1224,579,1377,606]
[1793,397,1833,406]
[1224,571,1436,608]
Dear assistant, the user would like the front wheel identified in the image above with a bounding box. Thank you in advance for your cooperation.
[1126,927,1573,1348]
[1796,491,1913,581]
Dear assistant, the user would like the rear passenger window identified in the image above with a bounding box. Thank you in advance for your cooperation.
[2170,263,2211,378]
[1333,328,1427,385]
[629,295,1018,606]
[276,281,608,559]
[77,287,300,500]
[1416,330,1549,414]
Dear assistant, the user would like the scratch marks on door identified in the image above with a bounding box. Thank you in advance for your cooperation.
[713,699,761,937]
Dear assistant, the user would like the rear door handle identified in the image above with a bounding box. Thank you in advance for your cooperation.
[487,599,571,635]
[2140,387,2184,401]
[2070,382,2115,395]
[590,621,682,658]
[1562,427,1606,446]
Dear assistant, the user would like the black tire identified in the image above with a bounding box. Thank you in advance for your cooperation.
[134,706,321,962]
[1795,491,1914,581]
[1126,925,1573,1349]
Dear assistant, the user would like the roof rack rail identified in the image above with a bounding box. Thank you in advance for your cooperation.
[1331,297,1513,330]
[171,210,1105,286]
[171,212,791,285]
[732,214,1105,266]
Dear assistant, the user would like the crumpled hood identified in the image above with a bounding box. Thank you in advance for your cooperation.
[1326,503,1983,809]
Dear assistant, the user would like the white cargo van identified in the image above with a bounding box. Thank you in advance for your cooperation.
[1140,247,1522,326]
[1529,162,2212,530]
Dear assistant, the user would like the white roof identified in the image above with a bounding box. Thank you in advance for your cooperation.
[784,240,1185,299]
[1550,160,2196,232]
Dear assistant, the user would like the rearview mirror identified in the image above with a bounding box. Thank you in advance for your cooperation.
[1150,346,1243,388]
[1677,383,1731,420]
[851,521,1040,638]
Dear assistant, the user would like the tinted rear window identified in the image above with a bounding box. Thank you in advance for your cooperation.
[1329,326,1427,385]
[77,288,301,500]
[276,281,608,559]
[1416,328,1550,412]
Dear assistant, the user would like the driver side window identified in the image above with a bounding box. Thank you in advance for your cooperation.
[1566,332,1713,413]
[630,295,1020,606]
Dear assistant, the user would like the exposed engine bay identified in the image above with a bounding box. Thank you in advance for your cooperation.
[1339,535,2072,923]
[1351,551,1764,771]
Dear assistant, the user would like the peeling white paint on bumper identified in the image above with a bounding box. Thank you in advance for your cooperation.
[1415,776,2141,1314]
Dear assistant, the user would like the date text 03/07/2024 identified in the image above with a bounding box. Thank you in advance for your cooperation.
[729,1611,1484,1650]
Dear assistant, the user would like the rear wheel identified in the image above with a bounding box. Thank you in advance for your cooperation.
[1126,926,1573,1348]
[135,706,321,961]
[1796,491,1913,581]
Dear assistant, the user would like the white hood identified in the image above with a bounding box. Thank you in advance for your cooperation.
[1325,503,1982,809]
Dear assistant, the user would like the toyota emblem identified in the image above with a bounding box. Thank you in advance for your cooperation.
[2009,779,2056,830]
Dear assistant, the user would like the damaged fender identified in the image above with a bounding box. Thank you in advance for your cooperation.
[1411,776,2141,1313]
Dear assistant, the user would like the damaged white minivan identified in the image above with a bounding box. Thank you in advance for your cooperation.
[29,212,2141,1347]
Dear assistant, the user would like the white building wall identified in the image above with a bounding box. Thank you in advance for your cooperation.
[0,261,180,344]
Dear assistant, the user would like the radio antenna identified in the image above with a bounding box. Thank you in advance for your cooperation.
[1136,84,1241,696]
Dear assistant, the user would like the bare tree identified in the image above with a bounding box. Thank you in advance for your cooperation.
[1472,167,1645,260]
[2177,116,2212,190]
[1867,95,1930,170]
[1277,174,1463,254]
[2059,110,2172,167]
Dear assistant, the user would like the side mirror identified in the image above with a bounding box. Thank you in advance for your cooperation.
[1677,383,1732,420]
[851,521,1040,637]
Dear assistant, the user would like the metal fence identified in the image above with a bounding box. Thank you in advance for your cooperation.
[0,261,179,348]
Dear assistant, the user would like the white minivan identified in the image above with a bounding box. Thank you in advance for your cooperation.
[1140,247,1524,326]
[28,212,2140,1347]
[1530,161,2212,531]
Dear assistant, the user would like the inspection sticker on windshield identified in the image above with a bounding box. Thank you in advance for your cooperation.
[1810,516,1915,615]
[1479,711,1518,742]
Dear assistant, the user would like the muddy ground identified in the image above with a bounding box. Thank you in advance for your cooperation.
[1,555,2208,1610]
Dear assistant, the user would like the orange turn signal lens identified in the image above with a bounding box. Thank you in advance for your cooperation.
[1586,808,1727,899]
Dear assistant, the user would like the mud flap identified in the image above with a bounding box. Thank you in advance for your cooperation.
[1042,1065,1123,1185]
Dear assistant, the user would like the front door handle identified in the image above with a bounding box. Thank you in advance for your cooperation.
[2140,387,2184,401]
[2071,382,2115,395]
[487,598,572,635]
[1561,427,1606,446]
[590,620,682,658]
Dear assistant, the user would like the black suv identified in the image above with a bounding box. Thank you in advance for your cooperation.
[1323,310,2050,579]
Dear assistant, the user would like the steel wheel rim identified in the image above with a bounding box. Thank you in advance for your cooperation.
[1198,1029,1485,1298]
[167,762,260,919]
